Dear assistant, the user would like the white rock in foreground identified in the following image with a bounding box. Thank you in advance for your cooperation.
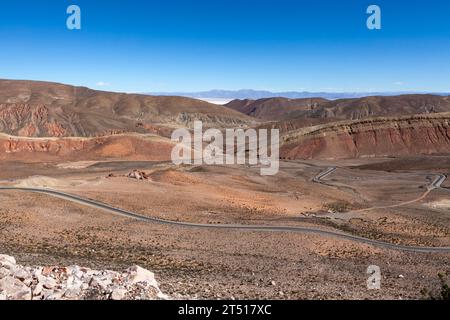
[0,254,169,300]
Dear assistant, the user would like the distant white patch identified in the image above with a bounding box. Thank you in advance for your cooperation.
[96,81,110,87]
[196,98,234,105]
[394,81,404,86]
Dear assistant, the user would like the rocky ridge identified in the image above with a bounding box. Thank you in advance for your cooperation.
[226,94,450,121]
[280,113,450,159]
[0,133,174,162]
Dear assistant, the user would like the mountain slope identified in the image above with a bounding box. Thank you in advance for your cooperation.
[226,98,327,121]
[226,95,450,122]
[0,80,251,137]
[280,113,450,160]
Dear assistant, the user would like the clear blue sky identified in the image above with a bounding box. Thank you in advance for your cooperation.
[0,0,449,93]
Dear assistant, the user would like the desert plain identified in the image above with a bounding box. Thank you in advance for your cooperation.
[1,156,449,299]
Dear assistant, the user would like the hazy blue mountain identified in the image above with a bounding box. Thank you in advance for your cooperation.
[149,89,450,101]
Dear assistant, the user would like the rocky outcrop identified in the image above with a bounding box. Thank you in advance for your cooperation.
[0,254,168,300]
[280,113,450,160]
[174,112,249,128]
[127,170,150,180]
[0,134,174,162]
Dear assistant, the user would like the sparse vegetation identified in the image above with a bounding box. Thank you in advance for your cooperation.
[421,273,450,300]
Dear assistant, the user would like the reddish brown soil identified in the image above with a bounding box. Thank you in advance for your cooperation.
[0,134,174,162]
[281,114,450,160]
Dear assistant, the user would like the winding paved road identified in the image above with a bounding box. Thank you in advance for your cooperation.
[1,178,450,253]
[313,167,450,211]
[312,167,337,183]
[429,174,447,190]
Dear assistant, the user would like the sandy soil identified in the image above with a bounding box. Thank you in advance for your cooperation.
[0,157,449,299]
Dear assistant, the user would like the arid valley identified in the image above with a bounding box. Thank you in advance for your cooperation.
[1,80,450,300]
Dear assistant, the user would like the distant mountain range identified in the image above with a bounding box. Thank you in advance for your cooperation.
[150,89,450,102]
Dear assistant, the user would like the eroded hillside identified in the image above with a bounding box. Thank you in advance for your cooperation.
[0,80,251,137]
[280,113,450,159]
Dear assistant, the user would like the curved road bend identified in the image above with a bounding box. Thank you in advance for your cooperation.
[312,167,337,183]
[1,186,450,254]
[316,169,447,212]
[314,167,447,191]
[313,167,449,210]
